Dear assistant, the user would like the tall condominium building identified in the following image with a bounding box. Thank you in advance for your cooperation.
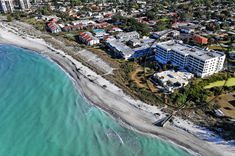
[0,0,31,12]
[18,0,31,10]
[155,40,225,78]
[0,0,14,13]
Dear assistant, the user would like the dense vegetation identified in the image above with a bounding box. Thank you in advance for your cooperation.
[119,62,164,106]
[170,72,235,108]
[146,0,235,23]
[111,15,151,36]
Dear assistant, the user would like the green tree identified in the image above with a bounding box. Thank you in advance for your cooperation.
[176,93,187,104]
[174,66,179,72]
[40,5,51,15]
[70,0,81,7]
[146,11,155,20]
[7,15,12,22]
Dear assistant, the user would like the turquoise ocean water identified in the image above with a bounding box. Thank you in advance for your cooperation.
[0,45,191,156]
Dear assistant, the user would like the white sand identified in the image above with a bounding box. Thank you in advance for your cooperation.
[0,20,234,156]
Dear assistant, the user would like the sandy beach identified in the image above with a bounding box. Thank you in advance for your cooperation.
[0,20,234,156]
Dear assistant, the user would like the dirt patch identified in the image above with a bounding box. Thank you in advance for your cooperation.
[130,67,145,88]
[209,93,235,119]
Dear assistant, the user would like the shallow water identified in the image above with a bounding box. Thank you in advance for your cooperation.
[0,45,191,156]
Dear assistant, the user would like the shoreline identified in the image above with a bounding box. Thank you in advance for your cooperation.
[0,21,234,156]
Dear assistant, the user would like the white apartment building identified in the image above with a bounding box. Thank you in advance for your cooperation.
[18,0,31,10]
[155,40,225,78]
[0,0,14,13]
[0,0,31,12]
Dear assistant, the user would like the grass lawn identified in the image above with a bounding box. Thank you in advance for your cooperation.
[204,78,235,89]
[208,45,228,51]
[209,45,235,52]
[64,33,76,41]
[159,17,169,22]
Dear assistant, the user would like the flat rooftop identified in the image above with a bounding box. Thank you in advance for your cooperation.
[116,31,139,38]
[157,40,224,61]
[155,70,194,85]
[133,44,150,52]
[106,40,134,56]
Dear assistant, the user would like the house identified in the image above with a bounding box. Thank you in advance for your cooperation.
[93,14,104,20]
[95,22,110,29]
[172,22,197,34]
[78,32,100,46]
[103,35,116,41]
[193,35,208,44]
[152,70,194,92]
[61,24,85,32]
[59,7,66,12]
[116,31,140,42]
[172,22,192,29]
[72,20,96,26]
[151,30,180,40]
[93,29,109,39]
[179,26,195,34]
[61,25,72,32]
[109,27,123,33]
[148,20,157,26]
[46,19,61,33]
[103,12,113,18]
[117,10,127,16]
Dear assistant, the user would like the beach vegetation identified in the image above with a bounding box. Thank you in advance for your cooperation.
[22,18,46,31]
[118,62,164,106]
[114,59,234,109]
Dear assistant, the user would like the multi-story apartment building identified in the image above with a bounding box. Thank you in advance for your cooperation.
[79,32,100,46]
[0,0,14,13]
[18,0,31,10]
[0,0,31,12]
[155,40,225,78]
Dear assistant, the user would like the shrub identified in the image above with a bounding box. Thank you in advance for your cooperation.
[7,15,12,22]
